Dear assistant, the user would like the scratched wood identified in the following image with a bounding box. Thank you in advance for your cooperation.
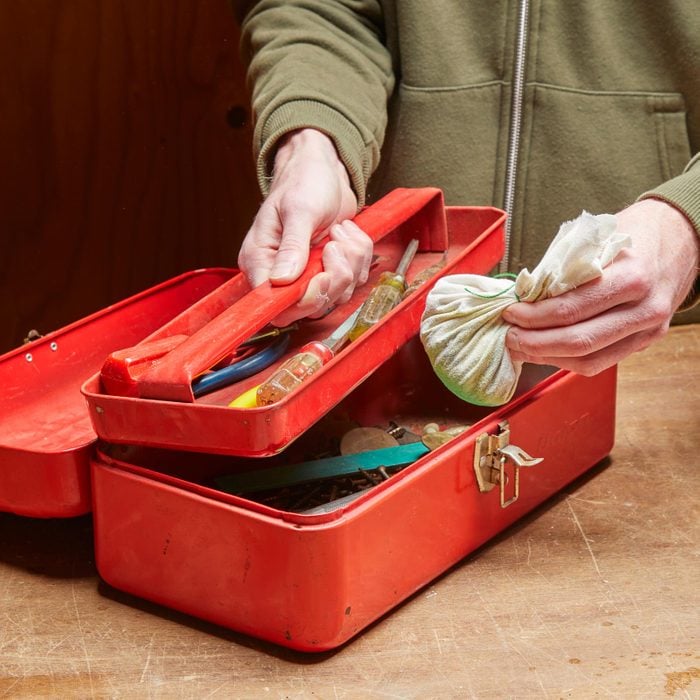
[0,325,698,698]
[0,0,259,354]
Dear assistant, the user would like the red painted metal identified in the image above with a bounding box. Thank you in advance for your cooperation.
[83,190,506,457]
[0,184,617,650]
[103,188,448,403]
[91,337,617,651]
[0,269,234,517]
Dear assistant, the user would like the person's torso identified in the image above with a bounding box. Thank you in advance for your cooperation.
[369,0,699,274]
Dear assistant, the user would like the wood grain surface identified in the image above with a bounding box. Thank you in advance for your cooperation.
[0,0,259,354]
[0,325,698,699]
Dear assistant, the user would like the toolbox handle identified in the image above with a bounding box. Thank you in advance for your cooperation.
[109,187,446,402]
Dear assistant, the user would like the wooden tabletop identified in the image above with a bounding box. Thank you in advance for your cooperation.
[1,324,698,699]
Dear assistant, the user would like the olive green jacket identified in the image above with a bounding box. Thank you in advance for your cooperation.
[241,1,700,319]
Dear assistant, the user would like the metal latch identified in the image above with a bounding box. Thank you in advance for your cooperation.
[473,421,543,508]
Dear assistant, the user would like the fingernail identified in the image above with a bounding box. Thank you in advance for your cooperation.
[270,260,297,280]
[506,329,521,352]
[300,275,330,308]
[316,275,331,298]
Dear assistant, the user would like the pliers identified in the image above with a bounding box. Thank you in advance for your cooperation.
[191,328,293,398]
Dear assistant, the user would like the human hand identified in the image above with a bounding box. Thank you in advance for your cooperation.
[238,128,373,326]
[503,199,699,375]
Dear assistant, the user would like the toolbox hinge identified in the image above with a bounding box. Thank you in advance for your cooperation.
[473,421,543,508]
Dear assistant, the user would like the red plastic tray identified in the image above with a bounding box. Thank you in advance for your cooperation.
[91,337,617,651]
[0,269,234,517]
[83,188,506,457]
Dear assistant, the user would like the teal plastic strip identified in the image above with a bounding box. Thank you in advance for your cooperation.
[216,442,430,495]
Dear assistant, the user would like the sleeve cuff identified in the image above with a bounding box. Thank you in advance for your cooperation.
[638,156,700,235]
[639,158,700,314]
[255,99,374,207]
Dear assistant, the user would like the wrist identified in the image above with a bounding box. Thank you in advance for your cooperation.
[273,128,354,196]
[643,197,699,263]
[629,198,700,310]
[274,128,340,168]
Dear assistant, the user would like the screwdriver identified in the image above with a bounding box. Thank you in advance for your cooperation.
[347,239,419,341]
[402,253,447,298]
[256,307,362,406]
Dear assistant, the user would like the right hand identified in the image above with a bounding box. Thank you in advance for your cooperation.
[238,128,373,326]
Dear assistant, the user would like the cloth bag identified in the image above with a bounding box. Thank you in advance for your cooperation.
[420,211,630,406]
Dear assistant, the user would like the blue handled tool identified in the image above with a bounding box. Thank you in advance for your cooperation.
[215,441,430,494]
[192,334,290,398]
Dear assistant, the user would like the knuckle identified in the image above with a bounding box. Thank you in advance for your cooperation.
[333,264,354,290]
[297,294,326,319]
[237,242,262,273]
[651,323,670,341]
[238,235,255,257]
[642,323,669,348]
[645,298,673,326]
[553,297,584,326]
[355,227,374,250]
[323,243,354,283]
[627,274,653,299]
[570,331,597,355]
[566,355,607,376]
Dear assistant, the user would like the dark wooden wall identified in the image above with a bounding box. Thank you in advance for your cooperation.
[0,0,259,353]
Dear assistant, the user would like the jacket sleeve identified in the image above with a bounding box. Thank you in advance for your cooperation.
[639,154,700,311]
[241,0,394,206]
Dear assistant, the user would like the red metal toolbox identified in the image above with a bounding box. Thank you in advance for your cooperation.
[81,187,615,652]
[0,269,234,517]
[2,186,617,654]
[91,338,616,652]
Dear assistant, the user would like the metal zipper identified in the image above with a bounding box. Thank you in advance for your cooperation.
[500,0,530,274]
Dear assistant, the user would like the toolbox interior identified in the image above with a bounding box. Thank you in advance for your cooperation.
[98,337,558,516]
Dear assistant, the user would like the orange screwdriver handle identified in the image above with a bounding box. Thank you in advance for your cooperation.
[255,341,334,406]
[113,187,445,402]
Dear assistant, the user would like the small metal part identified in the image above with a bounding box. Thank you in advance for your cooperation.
[301,490,366,515]
[241,323,299,346]
[358,468,382,486]
[23,329,43,343]
[340,427,399,456]
[377,466,390,481]
[403,254,448,298]
[25,353,33,362]
[290,483,323,510]
[50,342,58,352]
[385,421,406,439]
[473,421,543,508]
[498,444,543,468]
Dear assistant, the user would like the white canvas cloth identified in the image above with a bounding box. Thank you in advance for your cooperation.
[420,211,630,406]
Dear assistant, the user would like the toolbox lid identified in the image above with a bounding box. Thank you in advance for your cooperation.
[0,269,234,517]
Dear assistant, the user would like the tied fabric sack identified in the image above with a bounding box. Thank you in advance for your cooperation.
[420,211,631,406]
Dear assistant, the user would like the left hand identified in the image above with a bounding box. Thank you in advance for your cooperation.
[503,198,699,375]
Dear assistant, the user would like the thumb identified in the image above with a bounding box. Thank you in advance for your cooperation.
[269,212,317,284]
